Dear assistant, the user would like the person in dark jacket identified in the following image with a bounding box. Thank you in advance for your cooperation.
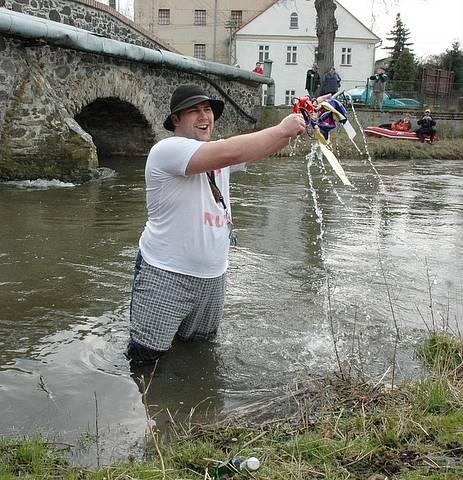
[320,67,341,95]
[369,68,388,111]
[305,63,321,97]
[416,109,436,143]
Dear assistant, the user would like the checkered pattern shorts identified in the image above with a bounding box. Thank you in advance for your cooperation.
[129,254,227,351]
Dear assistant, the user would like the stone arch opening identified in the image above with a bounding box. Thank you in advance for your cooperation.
[75,97,154,162]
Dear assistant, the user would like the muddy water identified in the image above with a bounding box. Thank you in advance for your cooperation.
[1,154,462,465]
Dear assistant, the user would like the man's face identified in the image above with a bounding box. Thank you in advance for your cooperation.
[172,101,215,141]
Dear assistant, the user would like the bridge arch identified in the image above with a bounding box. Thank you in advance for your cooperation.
[75,97,154,161]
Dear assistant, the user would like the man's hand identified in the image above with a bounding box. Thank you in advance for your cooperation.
[279,113,307,138]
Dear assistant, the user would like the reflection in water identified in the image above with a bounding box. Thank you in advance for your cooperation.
[0,154,462,465]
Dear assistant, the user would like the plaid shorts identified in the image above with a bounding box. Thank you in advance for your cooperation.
[129,253,227,351]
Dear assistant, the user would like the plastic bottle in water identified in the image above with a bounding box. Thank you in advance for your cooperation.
[213,455,260,478]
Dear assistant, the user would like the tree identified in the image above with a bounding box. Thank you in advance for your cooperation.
[441,41,463,91]
[314,0,338,79]
[392,48,416,95]
[385,13,413,80]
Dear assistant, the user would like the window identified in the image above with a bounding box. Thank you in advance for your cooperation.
[341,47,352,65]
[230,10,242,27]
[194,44,206,60]
[158,9,170,25]
[286,45,297,64]
[290,12,298,29]
[194,9,206,25]
[285,89,296,105]
[258,45,270,62]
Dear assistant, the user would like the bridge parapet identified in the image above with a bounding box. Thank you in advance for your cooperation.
[1,0,175,52]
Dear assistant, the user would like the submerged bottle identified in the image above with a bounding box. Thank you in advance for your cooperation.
[213,455,260,478]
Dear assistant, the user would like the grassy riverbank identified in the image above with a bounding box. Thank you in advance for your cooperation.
[1,333,462,479]
[278,134,463,160]
[340,136,463,161]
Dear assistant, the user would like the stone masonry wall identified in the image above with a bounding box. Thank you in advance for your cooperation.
[0,0,175,51]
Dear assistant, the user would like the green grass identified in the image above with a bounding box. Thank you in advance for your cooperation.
[1,334,462,479]
[417,333,463,378]
[0,437,68,479]
[276,133,463,162]
[334,134,463,160]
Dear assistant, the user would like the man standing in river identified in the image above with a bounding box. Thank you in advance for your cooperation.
[126,83,306,366]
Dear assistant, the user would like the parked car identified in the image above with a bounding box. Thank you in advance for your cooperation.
[344,87,406,108]
[394,98,423,109]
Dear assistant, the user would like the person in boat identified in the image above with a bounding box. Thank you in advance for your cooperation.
[416,109,436,144]
[379,115,412,131]
[126,84,306,366]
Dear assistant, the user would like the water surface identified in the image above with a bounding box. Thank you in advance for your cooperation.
[1,153,462,465]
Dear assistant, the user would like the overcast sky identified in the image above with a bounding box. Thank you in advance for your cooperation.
[338,0,463,60]
[115,0,462,60]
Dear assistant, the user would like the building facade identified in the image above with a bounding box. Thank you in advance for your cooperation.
[235,0,380,105]
[133,0,276,64]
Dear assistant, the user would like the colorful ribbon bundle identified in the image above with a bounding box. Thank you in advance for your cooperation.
[292,94,356,186]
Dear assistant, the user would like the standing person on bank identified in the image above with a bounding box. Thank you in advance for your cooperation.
[321,67,341,95]
[369,67,388,111]
[126,84,306,366]
[416,108,436,143]
[305,63,321,97]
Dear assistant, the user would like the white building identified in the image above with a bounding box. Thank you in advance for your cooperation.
[133,0,276,64]
[235,0,380,105]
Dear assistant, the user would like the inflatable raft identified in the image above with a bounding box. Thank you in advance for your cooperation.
[364,126,433,141]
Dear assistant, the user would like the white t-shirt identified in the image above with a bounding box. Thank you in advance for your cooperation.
[139,136,245,278]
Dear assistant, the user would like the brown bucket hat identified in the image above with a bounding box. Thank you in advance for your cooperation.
[163,84,225,131]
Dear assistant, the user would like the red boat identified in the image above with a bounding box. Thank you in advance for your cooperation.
[364,126,433,141]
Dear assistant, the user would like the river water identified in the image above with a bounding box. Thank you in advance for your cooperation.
[1,151,462,465]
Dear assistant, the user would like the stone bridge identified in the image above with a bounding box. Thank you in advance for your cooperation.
[0,1,270,182]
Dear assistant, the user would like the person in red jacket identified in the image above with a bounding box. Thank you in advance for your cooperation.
[379,115,411,131]
[252,62,264,74]
[391,116,411,131]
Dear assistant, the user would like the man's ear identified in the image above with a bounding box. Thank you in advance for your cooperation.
[171,113,181,128]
